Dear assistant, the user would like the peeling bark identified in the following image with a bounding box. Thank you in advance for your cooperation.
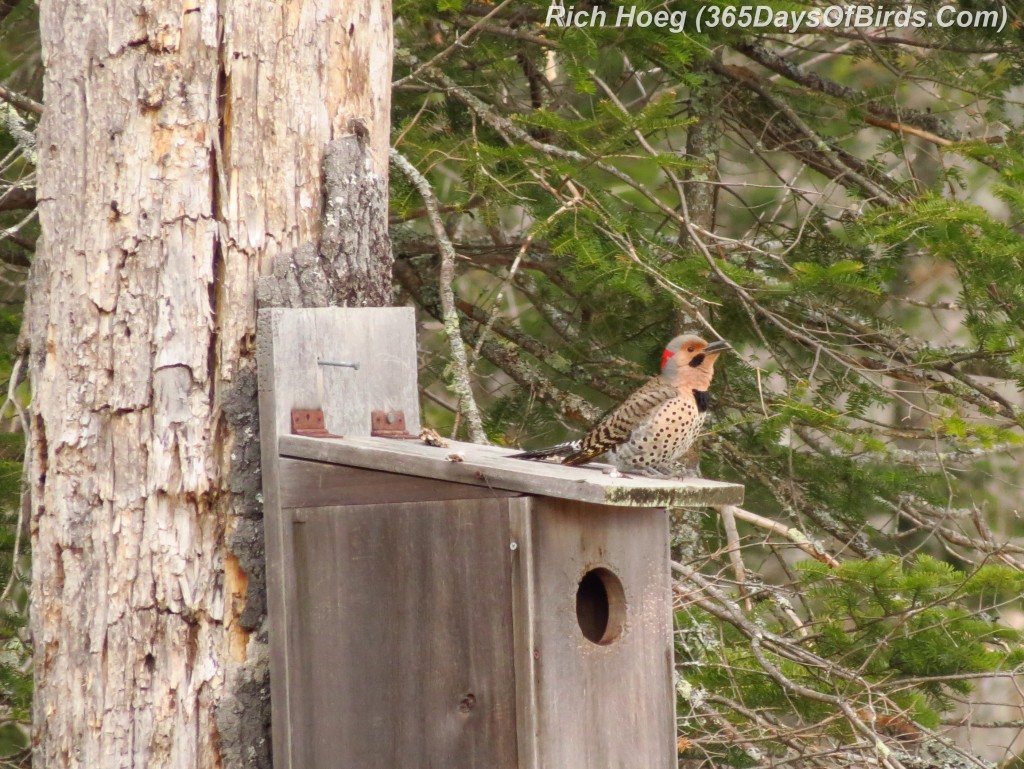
[320,136,393,306]
[30,1,392,766]
[257,136,392,308]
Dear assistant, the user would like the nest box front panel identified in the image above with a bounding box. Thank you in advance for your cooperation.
[286,497,519,769]
[512,497,675,769]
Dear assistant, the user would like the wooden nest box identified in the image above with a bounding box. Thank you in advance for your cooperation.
[257,308,744,769]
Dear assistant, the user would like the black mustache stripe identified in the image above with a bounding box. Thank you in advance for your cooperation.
[688,353,706,368]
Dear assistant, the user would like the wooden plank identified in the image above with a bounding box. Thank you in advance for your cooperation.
[286,498,519,769]
[278,458,520,507]
[508,497,540,769]
[280,434,745,507]
[256,307,423,769]
[255,310,300,769]
[516,497,675,769]
[257,307,420,439]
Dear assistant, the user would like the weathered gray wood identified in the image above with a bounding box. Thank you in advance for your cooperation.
[279,458,520,507]
[285,498,519,769]
[256,307,743,769]
[512,497,675,769]
[508,497,540,769]
[256,308,300,769]
[257,307,420,440]
[280,434,745,507]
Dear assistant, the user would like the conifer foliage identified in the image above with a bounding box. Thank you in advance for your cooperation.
[392,2,1024,765]
[0,0,1023,765]
[0,0,36,762]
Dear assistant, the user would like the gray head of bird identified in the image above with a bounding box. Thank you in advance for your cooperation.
[660,334,731,389]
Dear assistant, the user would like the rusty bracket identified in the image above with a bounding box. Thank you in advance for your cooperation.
[371,409,418,439]
[291,409,342,439]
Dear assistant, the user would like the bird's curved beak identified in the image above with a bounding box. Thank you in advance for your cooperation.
[704,339,732,355]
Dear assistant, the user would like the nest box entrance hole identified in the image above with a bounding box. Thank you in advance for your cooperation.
[575,567,627,645]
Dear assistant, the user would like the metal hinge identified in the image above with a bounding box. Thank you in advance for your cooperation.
[370,410,417,439]
[290,409,342,439]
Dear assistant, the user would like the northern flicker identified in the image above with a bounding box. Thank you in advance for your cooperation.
[510,335,730,478]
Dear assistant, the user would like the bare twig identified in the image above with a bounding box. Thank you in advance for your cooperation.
[717,504,840,568]
[0,353,27,605]
[470,186,581,361]
[393,0,516,88]
[395,259,602,431]
[735,41,956,147]
[0,85,41,117]
[390,149,489,443]
[717,503,750,610]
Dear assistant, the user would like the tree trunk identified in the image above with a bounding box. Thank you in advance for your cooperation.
[28,2,391,767]
[678,64,720,252]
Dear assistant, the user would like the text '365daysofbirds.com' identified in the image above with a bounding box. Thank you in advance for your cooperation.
[542,3,1009,35]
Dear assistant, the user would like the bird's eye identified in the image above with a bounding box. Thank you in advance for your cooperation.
[687,346,696,353]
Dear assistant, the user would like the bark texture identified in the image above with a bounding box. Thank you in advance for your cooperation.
[29,1,392,767]
[679,65,720,251]
[256,135,392,308]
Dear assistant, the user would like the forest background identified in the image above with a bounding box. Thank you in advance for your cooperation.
[0,0,1024,767]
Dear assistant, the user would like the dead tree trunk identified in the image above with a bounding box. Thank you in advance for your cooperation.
[28,2,392,766]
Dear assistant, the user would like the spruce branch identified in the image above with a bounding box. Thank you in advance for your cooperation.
[714,61,904,207]
[393,13,1024,767]
[393,0,516,88]
[735,41,957,146]
[468,188,581,363]
[394,258,602,428]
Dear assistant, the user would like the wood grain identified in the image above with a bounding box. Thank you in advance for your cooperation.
[257,308,299,767]
[512,497,675,769]
[257,307,421,441]
[278,458,520,507]
[280,434,745,507]
[256,309,728,769]
[257,307,422,769]
[286,498,519,769]
[508,497,540,769]
[28,0,398,763]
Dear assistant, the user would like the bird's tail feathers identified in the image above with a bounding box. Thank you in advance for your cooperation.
[509,441,580,461]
